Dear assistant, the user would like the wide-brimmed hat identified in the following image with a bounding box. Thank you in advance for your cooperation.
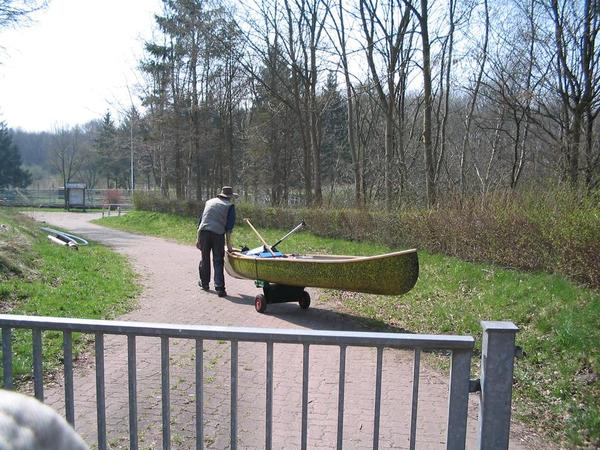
[217,186,239,199]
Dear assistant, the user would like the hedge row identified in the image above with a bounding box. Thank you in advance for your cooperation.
[133,192,204,218]
[133,189,600,290]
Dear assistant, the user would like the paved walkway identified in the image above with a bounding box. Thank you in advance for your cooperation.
[26,212,549,450]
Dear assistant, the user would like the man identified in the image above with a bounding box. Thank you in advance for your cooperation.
[196,186,237,297]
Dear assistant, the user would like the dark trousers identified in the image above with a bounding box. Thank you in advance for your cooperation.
[198,230,226,291]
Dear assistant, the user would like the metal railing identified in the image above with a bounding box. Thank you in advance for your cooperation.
[100,203,132,218]
[0,314,518,450]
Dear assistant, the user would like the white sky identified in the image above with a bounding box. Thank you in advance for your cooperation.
[0,0,162,132]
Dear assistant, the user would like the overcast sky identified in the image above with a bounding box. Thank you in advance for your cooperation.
[0,0,162,132]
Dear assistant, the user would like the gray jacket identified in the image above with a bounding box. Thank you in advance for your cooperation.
[199,197,233,235]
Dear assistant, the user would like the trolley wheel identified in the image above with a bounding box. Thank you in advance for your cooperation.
[299,291,311,310]
[255,294,267,313]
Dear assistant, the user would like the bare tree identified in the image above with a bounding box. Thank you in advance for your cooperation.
[50,126,83,206]
[460,0,489,195]
[416,0,435,206]
[328,1,365,206]
[282,0,330,205]
[434,0,459,188]
[0,0,46,28]
[548,0,600,187]
[481,23,538,190]
[78,122,101,189]
[360,0,413,209]
[240,0,304,205]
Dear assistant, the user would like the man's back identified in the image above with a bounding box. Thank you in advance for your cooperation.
[199,197,231,234]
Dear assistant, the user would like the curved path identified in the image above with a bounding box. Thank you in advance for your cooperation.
[27,211,549,450]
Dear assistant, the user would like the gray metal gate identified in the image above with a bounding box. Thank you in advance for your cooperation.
[0,314,518,450]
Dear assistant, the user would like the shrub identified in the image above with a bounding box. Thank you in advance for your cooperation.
[103,189,123,209]
[133,191,203,218]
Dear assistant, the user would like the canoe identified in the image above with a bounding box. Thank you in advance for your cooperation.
[225,248,419,296]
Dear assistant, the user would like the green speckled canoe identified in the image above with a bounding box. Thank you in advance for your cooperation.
[225,249,419,295]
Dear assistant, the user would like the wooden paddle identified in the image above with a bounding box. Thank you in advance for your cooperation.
[244,218,275,256]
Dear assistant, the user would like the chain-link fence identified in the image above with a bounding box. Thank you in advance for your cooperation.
[0,189,132,208]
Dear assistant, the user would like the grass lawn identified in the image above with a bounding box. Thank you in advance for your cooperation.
[0,207,139,383]
[95,210,599,448]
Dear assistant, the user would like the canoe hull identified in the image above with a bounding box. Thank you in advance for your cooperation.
[225,249,418,295]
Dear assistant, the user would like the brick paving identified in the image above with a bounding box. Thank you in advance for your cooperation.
[26,212,552,450]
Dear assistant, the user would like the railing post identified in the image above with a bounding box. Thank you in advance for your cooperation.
[477,321,519,450]
[446,348,471,450]
[2,326,13,389]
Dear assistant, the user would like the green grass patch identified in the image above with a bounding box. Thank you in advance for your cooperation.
[0,207,139,383]
[333,253,599,447]
[95,210,195,243]
[95,209,599,447]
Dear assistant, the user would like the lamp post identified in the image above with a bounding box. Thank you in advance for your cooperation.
[130,111,134,192]
[126,83,136,193]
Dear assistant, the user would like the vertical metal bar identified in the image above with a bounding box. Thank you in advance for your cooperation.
[196,339,204,450]
[2,327,12,389]
[477,321,519,450]
[63,331,74,425]
[336,345,347,450]
[231,340,238,450]
[95,332,106,450]
[127,335,138,450]
[446,348,471,450]
[301,343,310,450]
[373,347,383,450]
[409,349,421,450]
[161,336,170,450]
[266,342,273,450]
[32,328,44,401]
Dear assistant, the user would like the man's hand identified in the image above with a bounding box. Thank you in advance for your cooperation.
[195,241,201,250]
[225,231,233,253]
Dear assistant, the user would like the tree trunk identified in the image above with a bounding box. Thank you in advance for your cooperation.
[581,0,597,189]
[333,1,363,207]
[420,0,436,207]
[435,0,455,185]
[460,0,489,196]
[385,102,394,210]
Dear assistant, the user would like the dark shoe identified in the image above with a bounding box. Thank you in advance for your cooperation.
[217,290,227,297]
[198,281,209,291]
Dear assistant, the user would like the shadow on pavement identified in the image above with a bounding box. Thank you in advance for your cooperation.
[223,292,411,334]
[210,292,252,306]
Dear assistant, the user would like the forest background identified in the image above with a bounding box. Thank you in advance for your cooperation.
[4,0,599,211]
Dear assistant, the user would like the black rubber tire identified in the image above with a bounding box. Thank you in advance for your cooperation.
[299,291,311,310]
[255,294,267,313]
